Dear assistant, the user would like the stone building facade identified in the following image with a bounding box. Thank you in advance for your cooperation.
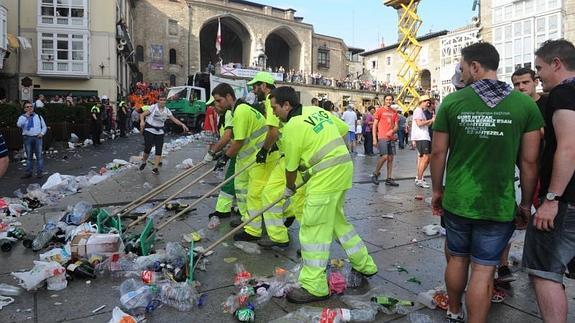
[361,31,447,96]
[479,0,575,81]
[0,0,137,102]
[133,0,358,85]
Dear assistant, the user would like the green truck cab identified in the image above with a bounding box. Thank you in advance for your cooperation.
[166,86,206,131]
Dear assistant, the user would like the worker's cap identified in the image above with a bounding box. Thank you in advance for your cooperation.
[119,101,126,106]
[247,71,275,86]
[418,95,431,103]
[206,96,215,106]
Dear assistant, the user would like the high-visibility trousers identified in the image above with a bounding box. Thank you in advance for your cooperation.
[262,158,305,243]
[215,157,236,213]
[299,190,378,297]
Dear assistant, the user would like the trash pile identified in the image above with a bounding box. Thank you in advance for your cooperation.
[221,263,301,322]
[1,199,205,320]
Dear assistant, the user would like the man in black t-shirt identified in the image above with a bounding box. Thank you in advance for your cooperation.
[511,67,547,115]
[523,39,575,323]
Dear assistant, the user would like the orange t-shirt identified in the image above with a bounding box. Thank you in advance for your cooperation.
[374,106,399,140]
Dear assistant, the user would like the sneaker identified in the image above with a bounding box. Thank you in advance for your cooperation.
[371,173,380,185]
[139,163,146,171]
[230,218,243,227]
[491,287,506,303]
[497,265,516,283]
[152,168,159,175]
[208,211,231,219]
[416,180,430,188]
[21,173,32,179]
[385,178,399,187]
[233,231,260,242]
[446,310,465,323]
[286,287,330,304]
[257,239,289,249]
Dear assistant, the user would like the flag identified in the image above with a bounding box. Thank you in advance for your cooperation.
[215,18,222,55]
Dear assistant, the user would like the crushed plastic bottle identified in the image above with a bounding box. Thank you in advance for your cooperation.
[269,306,377,323]
[233,241,261,254]
[0,283,23,296]
[32,221,59,251]
[119,278,157,314]
[416,290,437,309]
[158,281,198,312]
[409,313,433,323]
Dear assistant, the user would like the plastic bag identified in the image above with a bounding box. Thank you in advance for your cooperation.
[46,266,67,291]
[108,306,136,323]
[328,271,346,295]
[41,173,64,191]
[62,201,93,225]
[234,241,261,254]
[11,261,65,291]
[39,246,71,264]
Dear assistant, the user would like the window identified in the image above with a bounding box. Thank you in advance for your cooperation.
[386,56,391,66]
[168,19,178,36]
[38,32,88,75]
[0,6,7,50]
[318,48,330,68]
[169,74,176,86]
[136,45,144,62]
[169,49,177,64]
[371,60,377,69]
[386,73,391,83]
[39,0,87,27]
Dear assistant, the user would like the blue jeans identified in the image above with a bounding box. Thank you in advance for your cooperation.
[397,130,405,148]
[23,136,43,175]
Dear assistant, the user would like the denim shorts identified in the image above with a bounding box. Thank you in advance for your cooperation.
[444,210,515,266]
[523,201,575,283]
[377,140,396,156]
[346,131,356,143]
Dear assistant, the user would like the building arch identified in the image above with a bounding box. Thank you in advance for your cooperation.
[264,26,301,72]
[199,14,253,70]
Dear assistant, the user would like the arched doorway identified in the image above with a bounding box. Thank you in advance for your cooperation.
[265,27,301,72]
[200,16,251,71]
[420,69,431,90]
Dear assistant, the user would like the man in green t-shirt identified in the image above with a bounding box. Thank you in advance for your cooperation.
[430,42,543,323]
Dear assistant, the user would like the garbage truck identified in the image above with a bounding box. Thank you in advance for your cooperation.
[165,85,207,132]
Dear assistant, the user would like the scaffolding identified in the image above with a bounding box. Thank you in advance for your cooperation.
[384,0,422,111]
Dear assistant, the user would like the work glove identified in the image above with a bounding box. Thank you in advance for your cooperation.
[213,154,229,171]
[256,147,268,164]
[203,151,216,162]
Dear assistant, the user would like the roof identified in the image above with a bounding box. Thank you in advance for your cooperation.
[361,30,449,56]
[229,0,296,13]
[348,47,365,54]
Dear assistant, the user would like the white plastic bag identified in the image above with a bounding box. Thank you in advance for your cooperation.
[11,261,65,291]
[108,306,136,323]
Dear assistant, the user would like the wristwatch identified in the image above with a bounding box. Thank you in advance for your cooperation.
[546,192,561,201]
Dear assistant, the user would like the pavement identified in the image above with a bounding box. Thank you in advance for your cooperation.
[0,138,574,323]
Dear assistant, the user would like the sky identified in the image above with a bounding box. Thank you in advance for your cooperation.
[252,0,478,51]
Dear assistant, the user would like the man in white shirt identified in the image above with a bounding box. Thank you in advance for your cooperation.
[412,95,434,188]
[16,101,47,179]
[34,95,45,109]
[341,105,358,153]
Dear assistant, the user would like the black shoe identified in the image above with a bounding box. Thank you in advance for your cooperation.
[284,216,296,227]
[158,162,163,167]
[385,178,399,187]
[21,173,32,179]
[497,265,516,283]
[296,248,301,257]
[139,163,146,171]
[208,210,231,219]
[233,231,260,242]
[346,268,375,290]
[371,173,380,185]
[36,173,44,179]
[257,239,289,249]
[286,287,330,304]
[230,218,243,228]
[152,168,159,175]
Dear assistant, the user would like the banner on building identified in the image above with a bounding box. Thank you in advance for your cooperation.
[210,74,248,99]
[219,65,283,82]
[150,44,164,70]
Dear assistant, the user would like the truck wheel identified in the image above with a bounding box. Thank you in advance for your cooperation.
[194,115,205,133]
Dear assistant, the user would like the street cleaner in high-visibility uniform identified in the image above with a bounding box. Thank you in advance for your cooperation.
[270,86,378,303]
[203,96,237,219]
[212,83,274,241]
[247,72,302,249]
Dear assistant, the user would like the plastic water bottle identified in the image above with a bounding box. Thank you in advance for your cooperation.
[119,278,156,314]
[233,241,261,254]
[348,308,377,322]
[158,282,198,312]
[32,222,59,251]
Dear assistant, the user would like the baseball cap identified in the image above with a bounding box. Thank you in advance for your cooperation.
[247,71,275,85]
